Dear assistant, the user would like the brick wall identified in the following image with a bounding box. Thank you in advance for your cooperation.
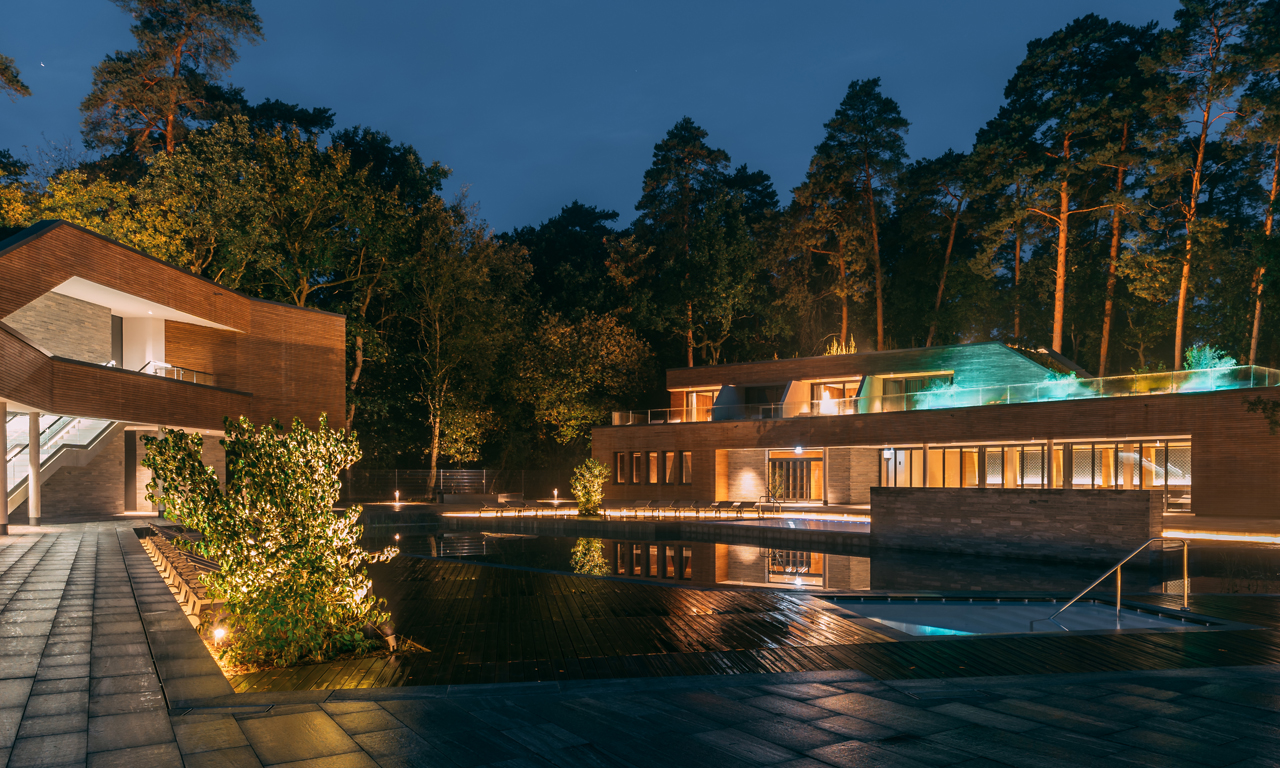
[3,291,111,364]
[11,431,125,522]
[869,487,1164,563]
[827,447,880,504]
[725,449,767,501]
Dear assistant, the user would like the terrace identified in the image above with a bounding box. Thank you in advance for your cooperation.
[612,364,1280,425]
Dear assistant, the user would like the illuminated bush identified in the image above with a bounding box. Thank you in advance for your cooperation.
[571,458,609,516]
[1183,344,1237,391]
[571,538,610,575]
[143,415,398,668]
[1039,371,1095,400]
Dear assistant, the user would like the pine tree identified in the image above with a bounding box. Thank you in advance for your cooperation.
[80,0,263,156]
[794,78,908,351]
[1143,0,1251,369]
[0,54,30,101]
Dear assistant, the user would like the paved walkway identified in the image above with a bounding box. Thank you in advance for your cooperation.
[3,522,1280,767]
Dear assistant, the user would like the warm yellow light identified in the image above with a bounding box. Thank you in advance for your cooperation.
[1164,530,1280,543]
[819,391,837,415]
[213,627,226,643]
[394,533,400,541]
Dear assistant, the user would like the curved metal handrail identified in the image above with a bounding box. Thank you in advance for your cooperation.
[1029,537,1189,632]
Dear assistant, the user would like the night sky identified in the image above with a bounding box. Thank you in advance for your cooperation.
[1,1,1178,233]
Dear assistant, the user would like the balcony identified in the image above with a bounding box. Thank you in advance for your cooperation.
[611,365,1280,426]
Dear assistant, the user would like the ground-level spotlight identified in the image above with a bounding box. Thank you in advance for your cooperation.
[394,490,400,503]
[213,627,226,644]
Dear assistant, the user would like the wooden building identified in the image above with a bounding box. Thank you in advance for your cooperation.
[592,342,1280,519]
[0,220,346,529]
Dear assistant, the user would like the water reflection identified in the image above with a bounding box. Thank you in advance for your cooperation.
[371,529,1280,596]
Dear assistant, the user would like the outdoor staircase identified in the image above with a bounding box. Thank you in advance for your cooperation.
[5,412,124,511]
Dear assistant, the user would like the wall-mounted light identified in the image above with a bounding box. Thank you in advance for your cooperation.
[794,446,803,455]
[882,448,894,459]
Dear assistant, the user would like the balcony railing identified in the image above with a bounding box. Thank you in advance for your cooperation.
[138,361,219,387]
[611,365,1280,426]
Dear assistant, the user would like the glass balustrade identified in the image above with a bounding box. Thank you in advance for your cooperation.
[611,364,1280,425]
[3,416,115,495]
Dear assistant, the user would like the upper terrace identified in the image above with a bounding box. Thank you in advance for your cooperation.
[612,341,1280,425]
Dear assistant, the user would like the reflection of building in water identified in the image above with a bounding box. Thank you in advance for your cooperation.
[604,539,869,590]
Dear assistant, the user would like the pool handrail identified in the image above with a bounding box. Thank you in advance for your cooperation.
[1029,537,1189,632]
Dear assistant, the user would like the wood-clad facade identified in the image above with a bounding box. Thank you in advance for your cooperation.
[593,344,1280,519]
[0,221,345,432]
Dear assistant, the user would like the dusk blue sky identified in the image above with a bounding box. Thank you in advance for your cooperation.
[1,1,1178,233]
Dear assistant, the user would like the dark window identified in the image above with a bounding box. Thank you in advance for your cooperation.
[615,543,626,575]
[744,385,785,405]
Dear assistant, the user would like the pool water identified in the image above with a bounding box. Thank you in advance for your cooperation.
[833,598,1212,636]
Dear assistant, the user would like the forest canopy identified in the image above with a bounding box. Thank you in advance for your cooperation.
[4,0,1280,473]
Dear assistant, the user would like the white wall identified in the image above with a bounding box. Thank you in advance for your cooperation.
[122,318,165,373]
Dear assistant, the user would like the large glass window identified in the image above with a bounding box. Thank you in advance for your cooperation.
[878,440,1187,493]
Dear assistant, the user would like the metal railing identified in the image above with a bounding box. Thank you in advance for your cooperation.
[612,365,1280,425]
[137,361,219,387]
[1029,538,1189,632]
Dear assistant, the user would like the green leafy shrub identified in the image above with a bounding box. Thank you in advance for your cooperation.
[1039,371,1096,400]
[570,458,609,516]
[142,415,399,668]
[1184,344,1236,371]
[570,538,610,575]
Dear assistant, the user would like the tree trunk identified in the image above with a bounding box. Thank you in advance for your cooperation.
[1099,128,1129,377]
[1052,177,1070,354]
[1013,228,1022,341]
[864,170,885,351]
[686,302,694,367]
[840,296,849,349]
[428,411,441,502]
[925,201,961,348]
[1175,104,1213,371]
[1250,142,1279,365]
[346,335,364,426]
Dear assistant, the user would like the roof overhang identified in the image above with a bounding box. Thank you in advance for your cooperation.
[50,276,239,332]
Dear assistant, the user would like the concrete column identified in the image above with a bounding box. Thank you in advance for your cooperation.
[28,411,40,526]
[0,401,8,535]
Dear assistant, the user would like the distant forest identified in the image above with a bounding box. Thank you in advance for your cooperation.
[3,0,1280,475]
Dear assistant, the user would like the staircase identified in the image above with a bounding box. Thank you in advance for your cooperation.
[5,413,123,511]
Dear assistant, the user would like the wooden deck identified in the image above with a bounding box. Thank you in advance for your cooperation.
[227,559,1280,693]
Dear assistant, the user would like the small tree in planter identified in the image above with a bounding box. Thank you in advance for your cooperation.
[143,415,399,668]
[570,458,609,516]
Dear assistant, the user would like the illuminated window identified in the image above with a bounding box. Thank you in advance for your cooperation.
[615,453,627,484]
[648,452,658,484]
[648,545,658,577]
[664,452,677,484]
[681,451,693,484]
[631,452,643,484]
[615,542,626,575]
[632,544,643,576]
[681,546,693,579]
[665,546,676,578]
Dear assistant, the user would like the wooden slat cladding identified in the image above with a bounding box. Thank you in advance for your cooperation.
[666,342,1051,390]
[0,221,345,430]
[594,387,1280,518]
[165,321,238,389]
